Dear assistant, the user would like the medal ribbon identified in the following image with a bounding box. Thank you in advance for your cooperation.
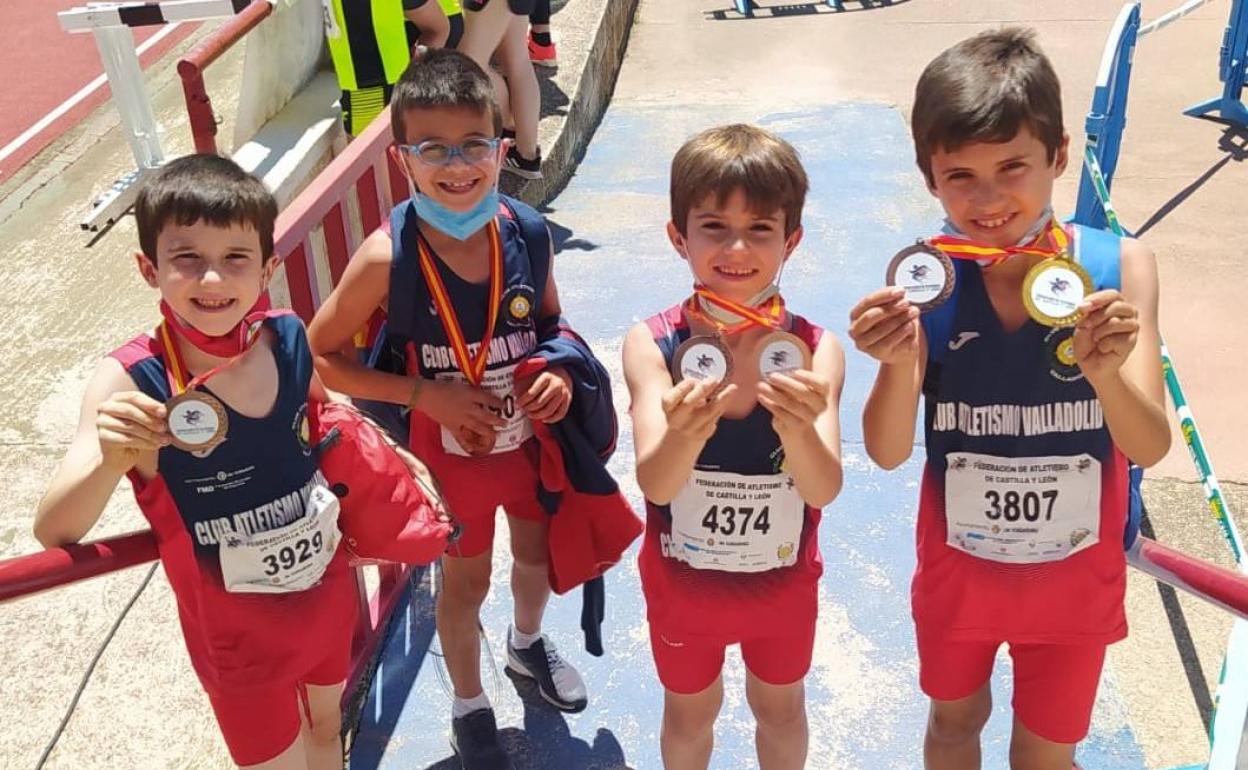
[928,221,1070,268]
[686,287,785,336]
[415,221,503,387]
[158,312,270,395]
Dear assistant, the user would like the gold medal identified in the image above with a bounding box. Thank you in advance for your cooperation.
[672,335,733,388]
[757,330,812,376]
[886,242,955,312]
[1022,256,1093,327]
[166,391,229,452]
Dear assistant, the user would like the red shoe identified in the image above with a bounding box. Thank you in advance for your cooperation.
[528,33,557,68]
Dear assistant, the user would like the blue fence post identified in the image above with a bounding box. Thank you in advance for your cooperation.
[1074,3,1141,230]
[1185,0,1248,126]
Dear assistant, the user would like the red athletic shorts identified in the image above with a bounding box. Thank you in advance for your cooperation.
[444,494,547,559]
[205,633,351,765]
[917,633,1108,744]
[649,619,817,695]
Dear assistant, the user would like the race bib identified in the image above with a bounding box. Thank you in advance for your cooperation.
[944,452,1101,564]
[219,486,340,594]
[436,363,533,456]
[664,469,804,573]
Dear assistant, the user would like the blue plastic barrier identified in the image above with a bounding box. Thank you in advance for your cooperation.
[1073,3,1141,231]
[1185,0,1248,126]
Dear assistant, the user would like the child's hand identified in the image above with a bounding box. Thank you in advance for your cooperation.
[96,391,169,471]
[662,379,737,443]
[757,370,829,438]
[418,379,507,438]
[1073,290,1140,384]
[515,366,573,423]
[849,287,921,365]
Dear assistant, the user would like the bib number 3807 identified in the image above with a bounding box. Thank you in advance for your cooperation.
[945,452,1101,565]
[983,489,1058,522]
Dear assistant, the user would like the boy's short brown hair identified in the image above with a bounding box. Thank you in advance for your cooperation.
[670,124,808,237]
[134,154,277,262]
[911,27,1064,186]
[390,48,503,143]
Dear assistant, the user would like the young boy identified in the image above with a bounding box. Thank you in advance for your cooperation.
[306,49,585,769]
[849,29,1170,770]
[622,124,845,770]
[34,154,357,770]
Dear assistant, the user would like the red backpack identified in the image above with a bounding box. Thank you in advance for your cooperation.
[308,399,459,565]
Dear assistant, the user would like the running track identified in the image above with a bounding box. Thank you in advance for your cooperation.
[0,0,197,181]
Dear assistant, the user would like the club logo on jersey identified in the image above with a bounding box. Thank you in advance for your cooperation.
[1045,327,1083,383]
[503,284,536,327]
[293,403,312,455]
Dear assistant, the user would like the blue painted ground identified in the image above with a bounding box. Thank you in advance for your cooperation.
[348,102,1150,769]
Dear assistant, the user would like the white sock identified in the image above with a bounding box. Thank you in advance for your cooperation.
[452,691,491,719]
[510,624,542,650]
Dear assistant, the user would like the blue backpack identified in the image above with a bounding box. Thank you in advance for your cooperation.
[919,225,1144,549]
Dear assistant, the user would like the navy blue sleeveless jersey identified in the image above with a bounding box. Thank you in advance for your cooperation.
[387,195,547,382]
[383,196,551,508]
[638,304,825,640]
[913,224,1130,644]
[111,314,355,691]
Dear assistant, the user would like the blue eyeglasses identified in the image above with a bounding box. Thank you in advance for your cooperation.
[399,137,501,166]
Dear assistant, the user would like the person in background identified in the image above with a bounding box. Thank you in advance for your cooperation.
[459,0,544,180]
[528,0,556,68]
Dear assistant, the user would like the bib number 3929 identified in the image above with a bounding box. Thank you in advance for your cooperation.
[219,486,340,594]
[945,452,1101,565]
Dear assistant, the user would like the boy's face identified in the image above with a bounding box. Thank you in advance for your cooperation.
[137,220,275,338]
[927,125,1069,247]
[667,188,802,303]
[394,106,503,213]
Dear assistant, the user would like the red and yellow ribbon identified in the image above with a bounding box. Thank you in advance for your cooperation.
[415,222,504,387]
[158,315,267,395]
[928,221,1071,269]
[685,286,785,336]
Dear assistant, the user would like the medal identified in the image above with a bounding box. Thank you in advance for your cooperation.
[1023,257,1093,327]
[672,334,734,386]
[757,330,812,376]
[885,242,955,312]
[158,315,270,455]
[166,390,229,452]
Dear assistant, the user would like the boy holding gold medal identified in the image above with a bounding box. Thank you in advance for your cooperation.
[849,29,1170,769]
[622,124,845,770]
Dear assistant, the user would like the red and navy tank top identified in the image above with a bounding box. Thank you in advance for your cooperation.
[638,303,825,639]
[110,314,355,691]
[385,196,550,505]
[914,224,1129,644]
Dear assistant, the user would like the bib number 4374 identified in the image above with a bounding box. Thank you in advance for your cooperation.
[701,504,771,537]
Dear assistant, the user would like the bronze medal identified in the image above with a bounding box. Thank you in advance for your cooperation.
[757,330,812,376]
[166,390,229,453]
[886,241,955,312]
[672,335,733,388]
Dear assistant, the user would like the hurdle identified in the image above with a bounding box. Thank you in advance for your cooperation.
[1186,0,1248,124]
[55,0,269,232]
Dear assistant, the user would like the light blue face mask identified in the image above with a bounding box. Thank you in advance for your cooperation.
[409,185,499,241]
